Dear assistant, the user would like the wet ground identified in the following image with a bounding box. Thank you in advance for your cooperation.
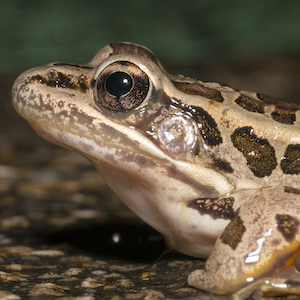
[1,54,300,299]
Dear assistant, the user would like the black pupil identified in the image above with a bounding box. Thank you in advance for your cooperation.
[105,72,133,98]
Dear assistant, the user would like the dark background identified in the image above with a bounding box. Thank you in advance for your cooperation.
[2,0,300,116]
[2,1,300,71]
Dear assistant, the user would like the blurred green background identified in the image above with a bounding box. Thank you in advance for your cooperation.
[2,0,300,74]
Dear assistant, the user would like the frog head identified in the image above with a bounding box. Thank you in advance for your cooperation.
[12,42,233,257]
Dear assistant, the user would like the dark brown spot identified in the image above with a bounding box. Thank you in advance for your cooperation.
[211,158,234,173]
[172,81,224,102]
[281,144,300,175]
[187,197,235,220]
[77,75,89,93]
[30,70,88,93]
[235,94,265,113]
[220,215,245,250]
[192,106,223,147]
[110,43,159,65]
[276,214,300,242]
[271,108,296,124]
[231,126,277,177]
[284,186,300,194]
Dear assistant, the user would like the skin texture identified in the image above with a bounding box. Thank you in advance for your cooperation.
[12,42,300,298]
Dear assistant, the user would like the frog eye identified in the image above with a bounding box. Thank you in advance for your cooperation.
[94,61,150,111]
[105,72,133,98]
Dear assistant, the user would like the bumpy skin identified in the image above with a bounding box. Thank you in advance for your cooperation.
[12,42,300,298]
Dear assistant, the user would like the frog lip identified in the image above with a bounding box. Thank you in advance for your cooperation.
[27,118,223,199]
[27,115,171,169]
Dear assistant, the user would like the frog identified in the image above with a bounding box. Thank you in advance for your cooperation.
[12,42,300,299]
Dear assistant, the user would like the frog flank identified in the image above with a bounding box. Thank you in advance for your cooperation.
[12,42,300,299]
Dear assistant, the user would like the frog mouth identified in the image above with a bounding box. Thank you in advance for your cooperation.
[28,117,223,199]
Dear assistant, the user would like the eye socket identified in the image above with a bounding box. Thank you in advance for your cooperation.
[94,61,150,111]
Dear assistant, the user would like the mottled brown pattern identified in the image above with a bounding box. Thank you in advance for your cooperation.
[30,71,89,93]
[235,94,265,113]
[276,214,300,242]
[110,43,159,65]
[220,215,245,250]
[172,81,224,102]
[187,197,235,220]
[281,144,300,175]
[231,126,277,177]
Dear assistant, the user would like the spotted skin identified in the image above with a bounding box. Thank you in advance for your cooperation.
[11,42,300,298]
[231,126,277,178]
[220,215,245,250]
[187,197,235,220]
[234,92,300,125]
[188,187,300,296]
[281,144,300,175]
[276,214,300,242]
[271,108,296,124]
[235,93,298,125]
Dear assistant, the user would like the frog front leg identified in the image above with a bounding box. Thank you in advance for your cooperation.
[188,186,300,298]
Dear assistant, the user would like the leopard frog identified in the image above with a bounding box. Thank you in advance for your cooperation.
[12,42,300,299]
